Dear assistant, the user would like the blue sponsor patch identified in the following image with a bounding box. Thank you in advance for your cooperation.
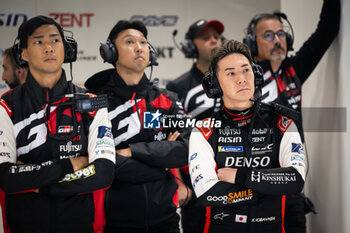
[291,143,304,154]
[0,152,10,158]
[97,126,113,139]
[218,146,243,152]
[190,153,197,161]
[143,110,161,129]
[193,174,203,187]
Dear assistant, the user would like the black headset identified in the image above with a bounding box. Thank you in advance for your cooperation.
[243,12,294,56]
[180,34,226,59]
[11,29,77,68]
[99,39,158,66]
[202,62,264,99]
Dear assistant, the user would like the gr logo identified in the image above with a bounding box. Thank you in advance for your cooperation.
[130,15,178,26]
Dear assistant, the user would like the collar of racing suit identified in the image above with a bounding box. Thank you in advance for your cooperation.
[109,70,151,100]
[84,68,151,101]
[221,102,273,147]
[222,105,254,122]
[23,69,69,107]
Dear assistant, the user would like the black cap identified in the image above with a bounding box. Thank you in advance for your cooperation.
[186,19,224,40]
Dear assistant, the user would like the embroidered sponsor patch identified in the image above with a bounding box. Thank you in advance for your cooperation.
[97,126,113,139]
[60,164,95,182]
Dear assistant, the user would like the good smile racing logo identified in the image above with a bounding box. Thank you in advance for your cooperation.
[207,189,253,204]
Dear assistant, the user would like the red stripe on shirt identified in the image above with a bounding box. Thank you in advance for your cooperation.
[93,189,107,233]
[203,206,211,233]
[281,195,286,233]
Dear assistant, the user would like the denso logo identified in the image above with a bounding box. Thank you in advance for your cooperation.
[0,13,28,27]
[225,156,270,167]
[130,15,178,26]
[49,13,94,27]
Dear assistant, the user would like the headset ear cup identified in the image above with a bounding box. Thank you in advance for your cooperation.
[252,63,264,87]
[202,72,223,98]
[243,34,257,57]
[286,32,294,51]
[191,41,198,58]
[11,43,27,68]
[63,38,77,63]
[202,74,215,98]
[64,43,72,62]
[99,39,117,65]
[147,42,158,66]
[181,39,197,59]
[251,63,263,100]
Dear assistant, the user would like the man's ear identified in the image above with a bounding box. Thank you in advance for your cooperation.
[21,49,29,62]
[16,67,27,83]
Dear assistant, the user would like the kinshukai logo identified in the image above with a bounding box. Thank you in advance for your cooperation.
[143,110,162,129]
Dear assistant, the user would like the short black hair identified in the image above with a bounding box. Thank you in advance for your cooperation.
[108,20,147,43]
[17,15,65,49]
[210,40,253,76]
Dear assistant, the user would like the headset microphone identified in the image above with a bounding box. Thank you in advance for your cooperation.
[172,29,177,36]
[172,29,183,53]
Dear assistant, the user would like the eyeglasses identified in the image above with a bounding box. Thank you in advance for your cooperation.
[261,30,286,42]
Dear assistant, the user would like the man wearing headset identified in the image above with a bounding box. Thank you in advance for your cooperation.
[0,16,116,233]
[167,19,224,120]
[2,47,28,89]
[190,39,306,233]
[243,0,340,232]
[166,19,224,233]
[85,20,189,233]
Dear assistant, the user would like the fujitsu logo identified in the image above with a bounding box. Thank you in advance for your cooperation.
[219,126,241,136]
[60,141,82,153]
